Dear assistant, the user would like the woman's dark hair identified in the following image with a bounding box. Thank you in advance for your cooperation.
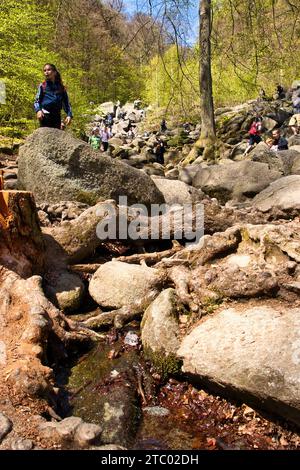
[44,63,64,92]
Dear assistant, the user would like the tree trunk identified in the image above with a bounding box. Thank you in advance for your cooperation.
[197,0,216,154]
[0,190,45,276]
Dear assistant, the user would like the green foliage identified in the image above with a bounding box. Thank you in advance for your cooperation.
[212,0,300,105]
[0,0,59,121]
[142,45,199,116]
[2,0,300,135]
[90,46,144,104]
[0,0,144,134]
[167,131,191,148]
[143,1,300,115]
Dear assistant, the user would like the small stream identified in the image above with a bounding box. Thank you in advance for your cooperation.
[54,326,300,450]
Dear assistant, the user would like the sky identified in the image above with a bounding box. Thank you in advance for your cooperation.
[123,0,199,45]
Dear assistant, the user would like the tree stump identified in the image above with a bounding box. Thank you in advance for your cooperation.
[0,189,98,406]
[0,190,45,276]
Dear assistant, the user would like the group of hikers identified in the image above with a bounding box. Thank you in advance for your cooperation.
[244,109,299,156]
[34,63,300,163]
[88,125,111,151]
[244,81,300,155]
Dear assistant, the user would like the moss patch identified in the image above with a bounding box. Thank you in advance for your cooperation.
[75,190,99,206]
[144,347,183,381]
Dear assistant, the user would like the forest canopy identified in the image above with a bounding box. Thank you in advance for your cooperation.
[0,0,299,127]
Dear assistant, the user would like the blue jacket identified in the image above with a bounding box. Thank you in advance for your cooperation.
[34,80,73,117]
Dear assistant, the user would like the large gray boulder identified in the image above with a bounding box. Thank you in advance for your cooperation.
[178,305,300,426]
[253,175,300,211]
[192,160,281,203]
[248,146,300,176]
[18,128,164,206]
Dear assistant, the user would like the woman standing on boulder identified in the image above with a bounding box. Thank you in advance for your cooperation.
[34,64,73,129]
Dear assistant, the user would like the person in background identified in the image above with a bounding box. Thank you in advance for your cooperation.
[34,63,72,129]
[160,118,167,132]
[258,88,266,101]
[88,128,101,150]
[127,126,135,140]
[243,115,263,155]
[274,84,285,100]
[101,126,111,152]
[154,139,165,164]
[105,113,114,128]
[271,128,288,151]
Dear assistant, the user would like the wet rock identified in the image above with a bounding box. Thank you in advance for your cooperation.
[0,413,13,442]
[98,375,138,447]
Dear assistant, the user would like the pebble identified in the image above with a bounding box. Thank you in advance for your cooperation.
[143,406,170,417]
[11,437,33,450]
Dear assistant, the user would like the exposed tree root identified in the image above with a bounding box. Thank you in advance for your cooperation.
[0,266,100,400]
[82,306,142,329]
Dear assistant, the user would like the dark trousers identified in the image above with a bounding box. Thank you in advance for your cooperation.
[102,141,109,151]
[40,112,61,129]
